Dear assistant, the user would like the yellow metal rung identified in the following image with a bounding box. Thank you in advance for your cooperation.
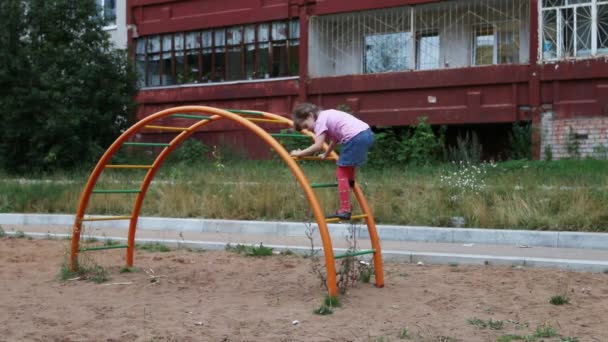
[144,125,190,131]
[81,216,132,222]
[325,214,368,223]
[106,164,153,169]
[245,118,289,124]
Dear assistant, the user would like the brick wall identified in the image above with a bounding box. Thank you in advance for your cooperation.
[541,112,608,159]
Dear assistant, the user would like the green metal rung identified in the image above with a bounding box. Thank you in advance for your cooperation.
[334,249,376,259]
[92,189,141,194]
[79,244,128,252]
[171,114,213,120]
[225,109,264,116]
[124,142,170,147]
[271,133,310,138]
[311,183,338,188]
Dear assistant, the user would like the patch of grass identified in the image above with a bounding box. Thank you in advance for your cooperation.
[560,337,579,342]
[59,262,109,283]
[467,318,503,330]
[313,304,333,315]
[323,294,341,307]
[104,239,120,246]
[84,237,99,243]
[247,243,273,257]
[0,226,5,237]
[120,266,136,273]
[549,295,570,305]
[15,230,26,239]
[359,265,374,283]
[136,243,171,253]
[497,335,527,342]
[534,325,557,338]
[225,243,273,257]
[398,326,410,339]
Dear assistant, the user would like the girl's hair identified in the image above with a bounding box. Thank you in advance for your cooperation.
[292,103,320,131]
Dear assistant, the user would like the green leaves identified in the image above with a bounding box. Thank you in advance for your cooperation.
[0,0,137,173]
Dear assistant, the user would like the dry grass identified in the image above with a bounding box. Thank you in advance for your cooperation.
[1,159,607,231]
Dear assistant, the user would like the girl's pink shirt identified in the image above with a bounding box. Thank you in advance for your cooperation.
[314,109,369,144]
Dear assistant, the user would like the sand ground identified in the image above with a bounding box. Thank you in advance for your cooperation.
[1,237,607,342]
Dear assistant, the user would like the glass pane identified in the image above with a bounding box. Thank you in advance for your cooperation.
[202,48,212,82]
[186,32,200,49]
[498,22,519,64]
[136,53,146,88]
[542,10,558,59]
[257,42,270,78]
[202,31,212,48]
[245,44,256,79]
[289,20,300,39]
[147,35,160,53]
[416,32,440,70]
[214,48,225,82]
[174,33,184,51]
[272,41,287,77]
[186,50,199,83]
[215,29,226,47]
[288,40,299,75]
[244,25,256,44]
[364,32,411,73]
[136,38,146,54]
[474,26,494,65]
[272,21,287,40]
[561,8,574,58]
[227,26,242,45]
[258,24,269,42]
[147,54,161,87]
[162,52,174,86]
[599,5,608,54]
[542,0,565,7]
[575,6,592,56]
[226,46,242,80]
[175,51,185,84]
[162,34,173,52]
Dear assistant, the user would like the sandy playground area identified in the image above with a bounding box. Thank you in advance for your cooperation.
[1,237,607,342]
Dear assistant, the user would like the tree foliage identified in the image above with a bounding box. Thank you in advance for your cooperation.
[0,0,137,173]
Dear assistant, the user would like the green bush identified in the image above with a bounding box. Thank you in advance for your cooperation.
[170,139,210,164]
[508,122,533,160]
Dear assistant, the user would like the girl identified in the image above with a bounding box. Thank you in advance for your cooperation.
[290,103,374,220]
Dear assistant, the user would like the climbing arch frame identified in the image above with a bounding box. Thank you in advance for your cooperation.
[70,106,384,296]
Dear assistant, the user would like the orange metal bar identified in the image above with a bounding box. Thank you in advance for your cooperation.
[352,183,384,289]
[144,125,190,131]
[105,165,153,169]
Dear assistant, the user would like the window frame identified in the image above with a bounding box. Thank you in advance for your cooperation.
[540,0,608,60]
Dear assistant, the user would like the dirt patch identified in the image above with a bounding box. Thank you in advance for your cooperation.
[1,238,607,341]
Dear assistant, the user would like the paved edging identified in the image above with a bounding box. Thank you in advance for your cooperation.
[1,213,607,250]
[8,231,608,273]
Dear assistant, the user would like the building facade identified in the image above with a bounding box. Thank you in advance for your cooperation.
[128,0,608,159]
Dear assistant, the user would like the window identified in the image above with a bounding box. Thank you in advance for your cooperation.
[416,31,440,70]
[541,0,608,60]
[473,26,496,65]
[96,0,116,28]
[135,19,299,88]
[364,32,411,73]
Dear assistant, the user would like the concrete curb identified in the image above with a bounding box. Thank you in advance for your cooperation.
[9,231,608,273]
[2,213,607,250]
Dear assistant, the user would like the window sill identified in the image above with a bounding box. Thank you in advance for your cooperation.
[140,76,299,90]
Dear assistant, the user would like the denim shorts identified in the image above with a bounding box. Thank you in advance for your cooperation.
[337,128,374,167]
